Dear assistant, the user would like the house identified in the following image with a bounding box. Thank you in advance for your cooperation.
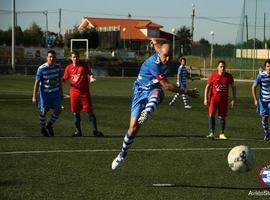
[79,17,168,49]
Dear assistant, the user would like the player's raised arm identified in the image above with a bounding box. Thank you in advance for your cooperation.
[159,78,199,98]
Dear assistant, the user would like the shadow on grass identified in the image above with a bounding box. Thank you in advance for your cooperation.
[0,180,22,187]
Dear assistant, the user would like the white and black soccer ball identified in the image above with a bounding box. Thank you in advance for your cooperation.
[227,145,255,172]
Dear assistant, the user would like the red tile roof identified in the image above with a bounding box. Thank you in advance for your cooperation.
[80,17,165,41]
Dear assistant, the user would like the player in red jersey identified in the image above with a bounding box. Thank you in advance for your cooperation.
[204,60,236,140]
[63,51,103,137]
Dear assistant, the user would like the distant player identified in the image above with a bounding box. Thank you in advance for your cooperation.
[32,50,63,136]
[63,51,103,137]
[252,59,270,141]
[169,57,192,108]
[204,60,236,140]
[111,42,199,170]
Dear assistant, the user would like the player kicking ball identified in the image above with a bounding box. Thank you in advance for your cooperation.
[252,59,270,141]
[111,42,199,170]
[204,60,236,140]
[63,51,103,137]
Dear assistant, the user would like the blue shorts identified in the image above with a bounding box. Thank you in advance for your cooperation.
[130,85,163,117]
[257,100,270,116]
[38,92,61,112]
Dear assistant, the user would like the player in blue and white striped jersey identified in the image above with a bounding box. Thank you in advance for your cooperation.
[169,57,192,108]
[252,59,270,141]
[32,50,63,136]
[111,42,199,170]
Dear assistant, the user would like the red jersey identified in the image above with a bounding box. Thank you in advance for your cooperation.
[63,63,93,92]
[207,71,234,101]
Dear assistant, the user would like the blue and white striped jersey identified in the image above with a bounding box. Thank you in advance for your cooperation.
[35,63,61,94]
[177,65,188,88]
[256,71,270,102]
[134,53,168,90]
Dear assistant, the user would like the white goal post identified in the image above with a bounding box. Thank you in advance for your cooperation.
[70,39,89,59]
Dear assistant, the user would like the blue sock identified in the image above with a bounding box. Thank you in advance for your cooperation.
[220,118,226,133]
[209,116,215,134]
[262,121,269,136]
[74,113,81,132]
[48,110,60,126]
[89,113,98,131]
[145,95,160,113]
[39,111,46,128]
[120,132,135,158]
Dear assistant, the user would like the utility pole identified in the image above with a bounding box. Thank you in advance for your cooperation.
[58,8,62,36]
[11,0,16,72]
[245,15,248,42]
[43,11,48,47]
[264,12,267,49]
[191,3,195,43]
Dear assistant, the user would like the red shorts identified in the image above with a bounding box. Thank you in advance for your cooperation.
[208,97,228,118]
[70,90,93,113]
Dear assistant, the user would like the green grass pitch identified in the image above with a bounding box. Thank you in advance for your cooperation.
[0,75,269,200]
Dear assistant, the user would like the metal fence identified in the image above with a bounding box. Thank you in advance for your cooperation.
[0,64,260,81]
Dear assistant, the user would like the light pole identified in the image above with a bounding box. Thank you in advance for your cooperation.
[122,27,126,49]
[171,28,176,59]
[210,31,214,68]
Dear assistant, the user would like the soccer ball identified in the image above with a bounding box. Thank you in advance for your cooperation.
[227,145,255,172]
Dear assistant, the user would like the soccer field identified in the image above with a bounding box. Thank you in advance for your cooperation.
[0,75,269,200]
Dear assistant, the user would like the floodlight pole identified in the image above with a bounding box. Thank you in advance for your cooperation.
[171,28,176,59]
[11,0,16,72]
[210,31,214,68]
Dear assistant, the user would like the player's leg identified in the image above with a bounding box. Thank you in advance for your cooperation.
[261,116,269,141]
[182,94,192,109]
[138,89,164,124]
[112,90,144,170]
[218,101,228,140]
[207,98,216,139]
[39,109,50,137]
[37,95,50,136]
[112,116,139,170]
[72,112,82,137]
[169,93,179,106]
[70,91,83,136]
[46,94,62,136]
[82,92,103,137]
[260,101,270,141]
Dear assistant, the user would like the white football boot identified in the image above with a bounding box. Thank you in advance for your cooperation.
[138,110,151,125]
[112,154,124,170]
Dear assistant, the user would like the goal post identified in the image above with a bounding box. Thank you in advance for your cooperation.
[70,39,89,59]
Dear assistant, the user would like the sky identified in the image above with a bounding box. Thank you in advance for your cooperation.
[0,0,258,45]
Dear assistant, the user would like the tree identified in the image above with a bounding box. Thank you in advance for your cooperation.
[199,38,210,45]
[23,22,44,47]
[0,26,23,46]
[176,26,192,55]
[64,26,99,49]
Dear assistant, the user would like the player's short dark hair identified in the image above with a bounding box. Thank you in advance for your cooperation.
[179,57,186,62]
[70,51,79,57]
[218,60,226,66]
[47,50,56,56]
[264,59,270,66]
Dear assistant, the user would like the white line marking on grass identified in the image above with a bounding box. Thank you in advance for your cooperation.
[1,147,270,155]
[152,184,175,187]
